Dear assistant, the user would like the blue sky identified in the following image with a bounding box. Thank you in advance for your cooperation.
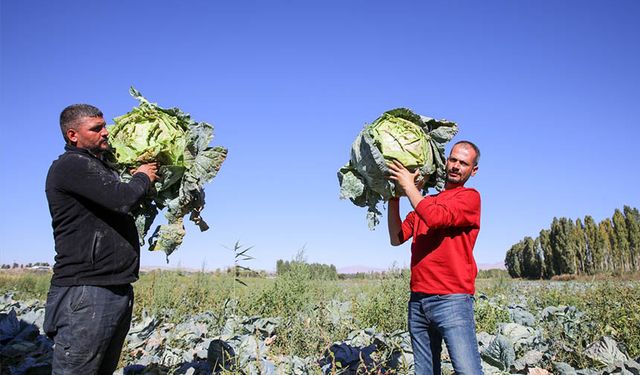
[1,1,639,272]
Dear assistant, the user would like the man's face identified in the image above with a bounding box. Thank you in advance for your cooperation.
[67,116,109,154]
[445,144,478,187]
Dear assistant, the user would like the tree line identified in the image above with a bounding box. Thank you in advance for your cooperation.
[505,206,640,279]
[1,262,51,269]
[276,259,338,280]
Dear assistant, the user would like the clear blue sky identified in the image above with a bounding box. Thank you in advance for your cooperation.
[1,1,639,272]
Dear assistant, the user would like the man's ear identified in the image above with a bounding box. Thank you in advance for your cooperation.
[66,128,78,144]
[471,165,478,177]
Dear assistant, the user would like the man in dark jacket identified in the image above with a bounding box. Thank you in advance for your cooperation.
[44,104,158,374]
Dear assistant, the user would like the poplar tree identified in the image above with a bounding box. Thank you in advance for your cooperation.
[623,205,640,271]
[612,209,631,272]
[551,217,576,275]
[550,217,563,275]
[539,229,553,278]
[598,219,615,272]
[505,242,522,278]
[520,237,535,279]
[562,218,578,275]
[534,237,545,278]
[519,238,531,278]
[573,218,587,274]
[504,206,639,278]
[520,237,541,278]
[583,215,599,274]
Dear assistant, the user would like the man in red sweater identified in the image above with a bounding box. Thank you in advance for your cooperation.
[387,140,483,375]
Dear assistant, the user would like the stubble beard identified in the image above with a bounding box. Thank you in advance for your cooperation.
[88,138,110,157]
[446,168,468,186]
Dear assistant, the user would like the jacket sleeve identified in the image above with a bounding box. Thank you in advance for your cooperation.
[54,154,151,214]
[413,189,480,229]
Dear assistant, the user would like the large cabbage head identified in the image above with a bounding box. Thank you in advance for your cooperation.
[368,112,428,171]
[104,87,228,257]
[338,108,458,229]
[108,105,187,168]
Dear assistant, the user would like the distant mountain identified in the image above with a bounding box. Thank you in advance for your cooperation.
[477,261,506,270]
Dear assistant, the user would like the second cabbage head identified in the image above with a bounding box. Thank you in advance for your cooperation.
[337,108,458,229]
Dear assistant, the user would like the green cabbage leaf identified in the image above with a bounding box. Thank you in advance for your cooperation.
[337,108,457,229]
[106,87,227,257]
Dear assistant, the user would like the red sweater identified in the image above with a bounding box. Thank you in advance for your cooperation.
[400,186,481,295]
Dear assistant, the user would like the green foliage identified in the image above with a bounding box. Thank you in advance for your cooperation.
[476,274,513,296]
[476,269,509,279]
[246,260,348,357]
[583,216,599,274]
[539,229,553,279]
[553,217,577,275]
[276,259,338,280]
[573,218,588,275]
[599,219,616,272]
[337,108,458,228]
[4,267,640,369]
[612,209,630,272]
[475,277,514,333]
[506,206,640,279]
[133,270,236,323]
[474,296,510,334]
[624,206,640,271]
[521,236,541,279]
[106,87,228,256]
[505,243,522,278]
[0,272,50,300]
[352,270,409,333]
[580,282,640,358]
[229,241,254,289]
[529,281,640,361]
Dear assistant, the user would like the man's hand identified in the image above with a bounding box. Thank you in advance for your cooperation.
[132,163,159,183]
[387,160,420,193]
[387,160,425,209]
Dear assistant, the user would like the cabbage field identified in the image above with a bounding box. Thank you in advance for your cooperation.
[1,267,639,374]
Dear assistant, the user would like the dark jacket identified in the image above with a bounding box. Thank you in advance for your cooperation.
[45,145,151,286]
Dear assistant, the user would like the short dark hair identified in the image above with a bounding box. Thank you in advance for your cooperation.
[453,140,480,165]
[59,104,103,142]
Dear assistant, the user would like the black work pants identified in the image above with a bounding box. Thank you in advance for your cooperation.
[43,284,133,375]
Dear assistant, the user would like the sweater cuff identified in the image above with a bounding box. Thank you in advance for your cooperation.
[133,172,152,192]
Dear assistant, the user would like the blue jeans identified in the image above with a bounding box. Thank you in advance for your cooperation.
[43,284,134,375]
[408,293,483,375]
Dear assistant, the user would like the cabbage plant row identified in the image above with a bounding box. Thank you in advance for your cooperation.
[2,277,639,374]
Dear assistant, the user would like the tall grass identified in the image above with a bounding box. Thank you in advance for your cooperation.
[2,269,639,365]
[0,271,50,300]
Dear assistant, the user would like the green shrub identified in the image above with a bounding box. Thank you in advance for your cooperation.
[352,270,409,333]
[0,271,50,300]
[474,296,510,333]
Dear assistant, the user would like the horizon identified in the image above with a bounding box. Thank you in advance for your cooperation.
[0,261,507,274]
[1,1,639,272]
